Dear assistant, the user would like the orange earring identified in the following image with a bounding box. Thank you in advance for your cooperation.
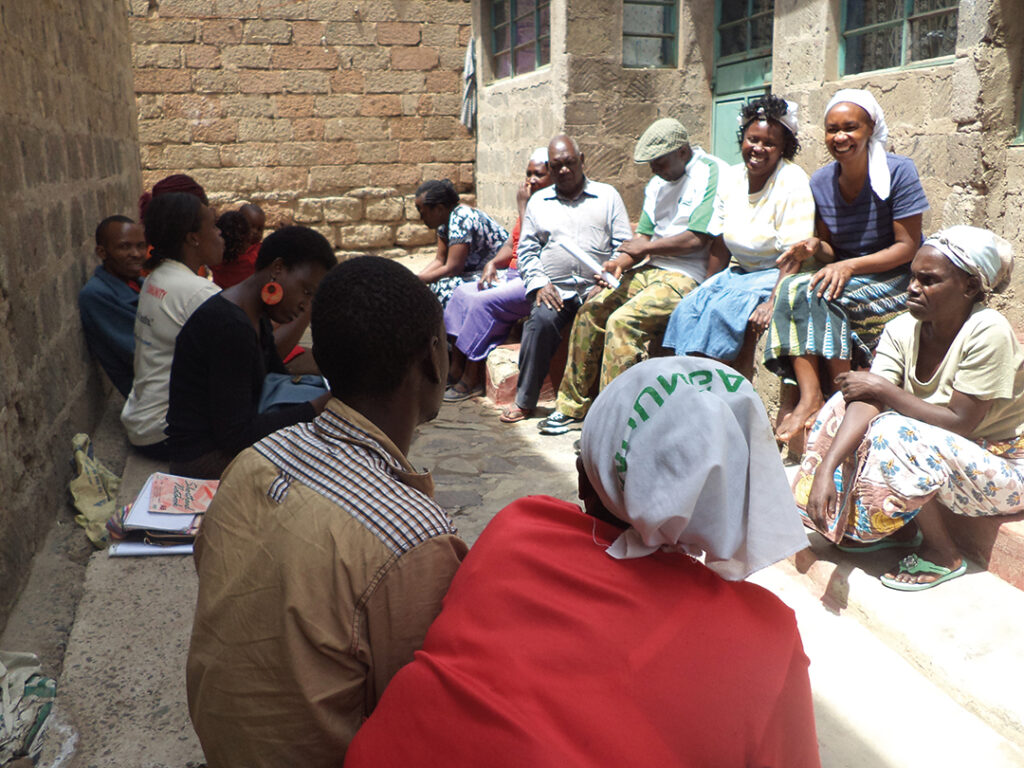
[261,281,283,305]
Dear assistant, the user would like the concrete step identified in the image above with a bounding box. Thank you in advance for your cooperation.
[753,558,1024,767]
[763,535,1024,762]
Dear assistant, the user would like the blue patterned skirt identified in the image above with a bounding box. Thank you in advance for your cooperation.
[765,266,910,384]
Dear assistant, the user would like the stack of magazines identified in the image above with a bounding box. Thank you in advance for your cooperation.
[106,472,219,557]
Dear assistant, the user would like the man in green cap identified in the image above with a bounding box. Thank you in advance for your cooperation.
[539,117,731,435]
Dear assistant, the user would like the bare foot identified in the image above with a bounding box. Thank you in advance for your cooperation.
[776,397,824,442]
[775,385,798,439]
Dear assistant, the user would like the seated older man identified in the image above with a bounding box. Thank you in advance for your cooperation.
[187,257,468,767]
[78,215,147,396]
[501,133,632,423]
[345,357,820,768]
[540,118,729,434]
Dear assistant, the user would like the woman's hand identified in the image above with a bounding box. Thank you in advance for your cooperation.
[748,299,774,335]
[806,465,839,532]
[478,259,500,289]
[776,238,820,272]
[809,262,854,301]
[834,371,892,405]
[515,180,532,216]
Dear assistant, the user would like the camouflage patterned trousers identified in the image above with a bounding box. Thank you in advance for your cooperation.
[555,266,698,418]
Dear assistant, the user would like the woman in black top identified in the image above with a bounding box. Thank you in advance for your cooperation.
[167,226,337,479]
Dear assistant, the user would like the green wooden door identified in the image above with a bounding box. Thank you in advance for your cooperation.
[712,0,774,164]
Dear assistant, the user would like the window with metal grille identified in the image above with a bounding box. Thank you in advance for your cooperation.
[490,0,551,80]
[623,0,678,68]
[842,0,958,76]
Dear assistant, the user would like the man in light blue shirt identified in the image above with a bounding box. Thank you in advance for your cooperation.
[501,134,631,423]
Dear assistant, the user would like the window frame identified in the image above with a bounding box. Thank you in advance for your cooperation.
[622,0,680,69]
[1014,81,1024,146]
[714,0,775,69]
[839,0,958,77]
[489,0,551,81]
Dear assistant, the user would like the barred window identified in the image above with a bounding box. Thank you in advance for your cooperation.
[491,0,551,80]
[623,0,678,68]
[842,0,958,75]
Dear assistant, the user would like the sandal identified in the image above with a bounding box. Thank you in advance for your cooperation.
[500,405,533,423]
[443,384,482,403]
[879,553,967,591]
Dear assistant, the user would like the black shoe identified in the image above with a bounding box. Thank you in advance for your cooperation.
[538,411,584,435]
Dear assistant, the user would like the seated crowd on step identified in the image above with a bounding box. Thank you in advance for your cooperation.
[74,86,1024,765]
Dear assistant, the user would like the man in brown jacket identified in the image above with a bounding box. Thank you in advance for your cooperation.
[186,256,468,767]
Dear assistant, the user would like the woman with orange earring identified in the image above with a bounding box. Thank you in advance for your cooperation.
[166,226,337,479]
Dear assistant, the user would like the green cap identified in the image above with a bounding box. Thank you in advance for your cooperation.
[633,118,689,163]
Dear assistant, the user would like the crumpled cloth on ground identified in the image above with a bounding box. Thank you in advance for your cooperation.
[68,433,121,547]
[0,651,56,764]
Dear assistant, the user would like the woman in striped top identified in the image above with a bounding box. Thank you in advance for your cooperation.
[766,89,929,451]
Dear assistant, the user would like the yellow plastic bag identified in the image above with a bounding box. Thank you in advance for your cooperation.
[68,433,121,547]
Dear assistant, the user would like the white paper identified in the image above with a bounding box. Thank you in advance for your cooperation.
[551,239,620,289]
[108,541,194,557]
[123,474,199,534]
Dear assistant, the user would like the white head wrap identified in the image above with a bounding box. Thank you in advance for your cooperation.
[923,225,1015,295]
[528,146,548,166]
[579,357,809,581]
[738,99,799,138]
[825,88,891,201]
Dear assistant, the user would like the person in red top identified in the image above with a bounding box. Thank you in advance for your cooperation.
[211,204,266,289]
[345,356,819,768]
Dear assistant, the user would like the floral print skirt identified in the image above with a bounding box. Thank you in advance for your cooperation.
[792,392,1024,542]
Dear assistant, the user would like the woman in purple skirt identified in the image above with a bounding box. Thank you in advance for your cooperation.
[443,149,552,403]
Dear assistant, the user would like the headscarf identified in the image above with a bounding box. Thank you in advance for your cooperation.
[579,356,808,581]
[739,99,799,138]
[138,174,208,220]
[924,225,1014,295]
[529,146,549,166]
[825,88,891,201]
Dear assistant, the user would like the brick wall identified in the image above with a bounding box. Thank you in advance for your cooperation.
[130,0,474,257]
[0,0,140,627]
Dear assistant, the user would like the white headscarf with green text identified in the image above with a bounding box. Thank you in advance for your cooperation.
[579,356,808,581]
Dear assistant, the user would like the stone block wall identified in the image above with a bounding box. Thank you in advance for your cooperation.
[472,0,568,224]
[561,0,715,216]
[129,0,474,257]
[0,0,140,628]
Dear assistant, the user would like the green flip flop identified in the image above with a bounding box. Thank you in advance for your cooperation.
[880,553,968,592]
[836,529,924,553]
